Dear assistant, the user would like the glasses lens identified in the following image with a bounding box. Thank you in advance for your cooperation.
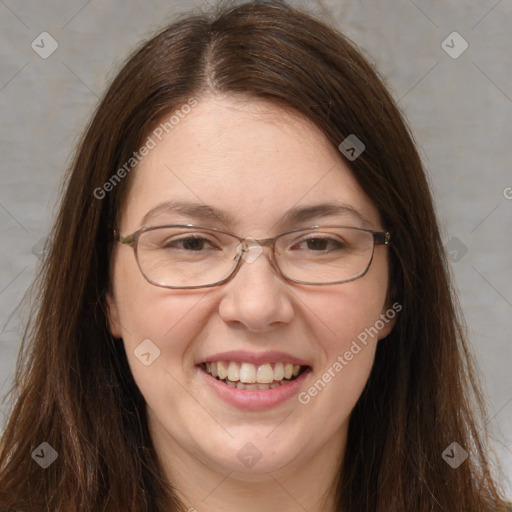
[136,227,239,288]
[275,227,375,284]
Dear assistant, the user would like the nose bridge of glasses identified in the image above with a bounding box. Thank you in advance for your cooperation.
[234,236,274,265]
[239,235,274,249]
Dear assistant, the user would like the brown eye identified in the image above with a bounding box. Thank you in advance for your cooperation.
[292,237,345,252]
[163,236,216,251]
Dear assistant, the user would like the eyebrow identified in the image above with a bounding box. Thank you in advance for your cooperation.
[141,201,230,227]
[140,200,370,229]
[281,202,370,227]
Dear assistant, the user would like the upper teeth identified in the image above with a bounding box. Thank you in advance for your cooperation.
[205,361,302,384]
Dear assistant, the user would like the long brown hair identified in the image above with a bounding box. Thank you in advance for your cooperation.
[0,1,508,510]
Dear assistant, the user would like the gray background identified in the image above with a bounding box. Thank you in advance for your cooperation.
[1,0,510,500]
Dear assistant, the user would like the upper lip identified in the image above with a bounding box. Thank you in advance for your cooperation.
[196,350,311,367]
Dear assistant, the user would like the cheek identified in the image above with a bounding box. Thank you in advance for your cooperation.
[304,267,390,353]
[293,265,389,425]
[303,282,383,388]
[114,287,218,430]
[110,253,215,380]
[117,287,213,364]
[112,248,198,336]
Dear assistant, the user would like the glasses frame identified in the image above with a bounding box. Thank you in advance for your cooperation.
[114,224,391,289]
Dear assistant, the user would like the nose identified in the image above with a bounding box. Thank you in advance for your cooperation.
[218,245,294,332]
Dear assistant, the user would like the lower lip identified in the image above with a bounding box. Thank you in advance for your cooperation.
[199,366,311,411]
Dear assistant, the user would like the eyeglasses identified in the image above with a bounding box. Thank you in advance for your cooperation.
[114,224,391,289]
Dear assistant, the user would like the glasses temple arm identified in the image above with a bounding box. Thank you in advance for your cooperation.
[373,231,391,245]
[113,230,135,246]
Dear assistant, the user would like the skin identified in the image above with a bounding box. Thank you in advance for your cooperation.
[107,94,395,512]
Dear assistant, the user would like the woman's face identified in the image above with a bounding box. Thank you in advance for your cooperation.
[107,95,395,479]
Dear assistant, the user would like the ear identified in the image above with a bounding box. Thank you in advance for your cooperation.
[105,291,122,339]
[378,301,401,340]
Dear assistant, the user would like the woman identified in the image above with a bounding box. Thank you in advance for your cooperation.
[0,1,509,511]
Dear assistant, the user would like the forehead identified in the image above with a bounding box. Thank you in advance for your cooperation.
[119,95,381,233]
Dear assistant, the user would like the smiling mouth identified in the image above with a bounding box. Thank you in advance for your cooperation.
[200,361,309,390]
